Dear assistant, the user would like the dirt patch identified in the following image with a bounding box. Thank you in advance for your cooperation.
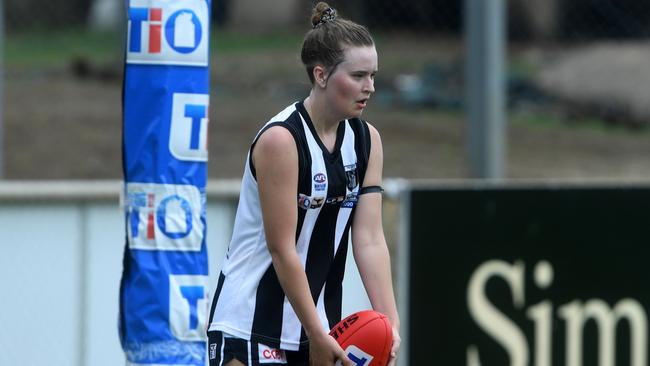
[3,36,650,181]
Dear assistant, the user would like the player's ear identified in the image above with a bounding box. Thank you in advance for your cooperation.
[313,65,328,88]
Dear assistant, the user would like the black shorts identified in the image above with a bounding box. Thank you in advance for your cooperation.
[208,331,310,366]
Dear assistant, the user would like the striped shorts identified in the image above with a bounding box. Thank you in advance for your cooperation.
[207,331,309,366]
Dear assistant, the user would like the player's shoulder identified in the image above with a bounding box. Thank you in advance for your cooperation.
[256,125,296,152]
[349,118,381,144]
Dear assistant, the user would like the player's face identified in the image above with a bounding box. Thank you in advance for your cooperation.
[325,45,378,119]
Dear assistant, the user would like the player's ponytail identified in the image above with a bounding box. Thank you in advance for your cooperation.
[301,2,374,84]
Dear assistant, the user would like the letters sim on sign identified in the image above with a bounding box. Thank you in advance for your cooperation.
[466,259,648,366]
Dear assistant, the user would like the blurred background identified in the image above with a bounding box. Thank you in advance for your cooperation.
[2,0,650,181]
[2,1,650,365]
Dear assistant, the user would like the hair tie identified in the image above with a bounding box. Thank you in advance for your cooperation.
[313,7,337,29]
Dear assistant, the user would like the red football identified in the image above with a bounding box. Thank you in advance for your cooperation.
[329,310,393,366]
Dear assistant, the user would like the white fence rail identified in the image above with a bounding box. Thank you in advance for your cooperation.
[0,180,371,365]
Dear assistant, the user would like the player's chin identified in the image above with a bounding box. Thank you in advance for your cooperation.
[349,106,365,118]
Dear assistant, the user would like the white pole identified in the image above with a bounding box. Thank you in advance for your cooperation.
[0,0,4,178]
[465,0,507,179]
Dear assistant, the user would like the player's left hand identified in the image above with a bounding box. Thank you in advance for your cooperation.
[387,326,401,366]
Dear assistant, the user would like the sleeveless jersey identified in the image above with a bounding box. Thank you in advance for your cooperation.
[207,101,371,351]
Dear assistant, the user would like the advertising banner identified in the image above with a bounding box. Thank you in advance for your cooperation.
[406,186,650,366]
[119,1,211,365]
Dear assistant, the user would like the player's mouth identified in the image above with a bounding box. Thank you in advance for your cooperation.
[355,98,369,109]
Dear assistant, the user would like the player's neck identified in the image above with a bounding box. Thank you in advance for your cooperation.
[304,94,339,136]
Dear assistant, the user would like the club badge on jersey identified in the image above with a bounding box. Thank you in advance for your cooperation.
[119,1,211,365]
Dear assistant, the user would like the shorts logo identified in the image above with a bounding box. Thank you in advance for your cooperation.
[259,344,287,364]
[209,343,218,359]
[126,182,204,251]
[170,93,209,162]
[127,0,209,66]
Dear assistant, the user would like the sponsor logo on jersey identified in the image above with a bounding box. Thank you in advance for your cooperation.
[341,193,359,209]
[127,0,209,66]
[326,195,345,205]
[310,197,325,209]
[170,93,209,162]
[298,194,311,210]
[259,344,287,364]
[169,274,208,341]
[126,182,204,251]
[298,194,325,209]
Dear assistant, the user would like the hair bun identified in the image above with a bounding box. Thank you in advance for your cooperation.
[311,2,338,28]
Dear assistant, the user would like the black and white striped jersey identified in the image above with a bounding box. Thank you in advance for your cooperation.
[208,101,371,351]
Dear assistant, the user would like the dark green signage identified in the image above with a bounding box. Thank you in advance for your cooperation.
[407,186,650,365]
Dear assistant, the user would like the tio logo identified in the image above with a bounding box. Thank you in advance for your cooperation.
[467,259,648,366]
[169,274,208,341]
[126,182,204,251]
[170,93,209,162]
[127,0,209,66]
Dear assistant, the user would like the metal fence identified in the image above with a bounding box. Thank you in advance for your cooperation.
[4,0,650,39]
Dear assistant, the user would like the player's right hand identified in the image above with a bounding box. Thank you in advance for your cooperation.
[309,331,351,366]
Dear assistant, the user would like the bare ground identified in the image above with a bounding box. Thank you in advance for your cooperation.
[4,36,650,181]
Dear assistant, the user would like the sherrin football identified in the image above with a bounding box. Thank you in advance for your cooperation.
[330,310,393,366]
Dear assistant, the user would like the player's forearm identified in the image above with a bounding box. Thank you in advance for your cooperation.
[269,246,326,337]
[354,241,400,329]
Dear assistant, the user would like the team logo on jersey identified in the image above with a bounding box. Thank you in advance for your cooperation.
[344,164,358,191]
[169,274,208,341]
[127,0,209,66]
[126,182,204,251]
[170,93,209,162]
